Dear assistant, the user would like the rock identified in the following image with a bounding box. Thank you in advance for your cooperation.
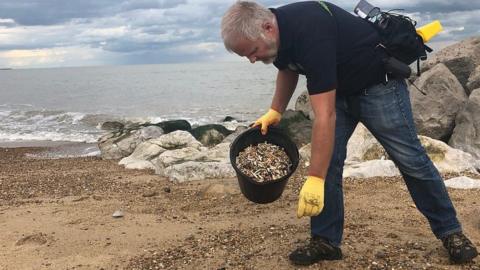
[190,124,232,146]
[204,143,231,162]
[98,124,165,160]
[449,89,480,160]
[410,63,467,141]
[223,116,236,122]
[300,123,388,165]
[299,144,311,166]
[119,141,166,169]
[444,176,480,189]
[142,191,158,197]
[278,109,312,147]
[343,160,400,178]
[346,124,387,163]
[137,126,164,140]
[98,132,134,160]
[164,161,236,183]
[295,90,314,120]
[149,130,202,150]
[201,183,240,198]
[121,141,166,161]
[153,147,205,171]
[466,66,480,95]
[101,121,124,131]
[163,187,171,193]
[112,210,124,218]
[421,36,480,90]
[123,160,155,170]
[222,126,248,144]
[419,136,478,174]
[154,120,191,133]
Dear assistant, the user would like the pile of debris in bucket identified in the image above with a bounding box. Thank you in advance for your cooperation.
[236,142,292,182]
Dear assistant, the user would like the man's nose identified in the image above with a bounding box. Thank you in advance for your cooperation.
[248,56,256,63]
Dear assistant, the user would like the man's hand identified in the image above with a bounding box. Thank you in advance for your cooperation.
[297,176,325,218]
[252,108,282,135]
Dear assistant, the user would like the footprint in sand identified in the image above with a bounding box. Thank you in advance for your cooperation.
[16,233,51,246]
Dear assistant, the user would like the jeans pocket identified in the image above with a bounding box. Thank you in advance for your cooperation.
[364,79,398,96]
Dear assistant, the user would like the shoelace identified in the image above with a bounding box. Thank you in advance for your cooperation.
[444,233,472,249]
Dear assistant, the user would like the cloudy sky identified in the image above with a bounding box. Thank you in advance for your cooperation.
[0,0,478,68]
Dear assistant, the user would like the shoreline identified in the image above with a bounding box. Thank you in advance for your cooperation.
[0,140,100,158]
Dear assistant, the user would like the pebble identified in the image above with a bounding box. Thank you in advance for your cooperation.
[142,191,158,197]
[112,210,124,218]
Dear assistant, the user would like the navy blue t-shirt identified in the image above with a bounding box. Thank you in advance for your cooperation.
[271,1,386,95]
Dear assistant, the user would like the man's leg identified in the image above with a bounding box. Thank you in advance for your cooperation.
[356,79,477,263]
[289,95,358,265]
[310,95,358,246]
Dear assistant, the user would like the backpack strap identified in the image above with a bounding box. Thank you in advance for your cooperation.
[317,1,333,16]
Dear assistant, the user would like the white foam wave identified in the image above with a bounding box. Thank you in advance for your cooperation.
[0,131,99,143]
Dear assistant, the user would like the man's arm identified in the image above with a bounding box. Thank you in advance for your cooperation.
[308,90,336,178]
[271,69,299,113]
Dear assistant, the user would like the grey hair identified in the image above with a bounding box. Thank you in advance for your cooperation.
[221,1,274,52]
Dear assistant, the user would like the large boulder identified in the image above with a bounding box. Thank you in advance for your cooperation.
[119,141,167,170]
[466,66,480,95]
[299,124,388,166]
[222,126,248,144]
[278,109,312,147]
[100,121,124,131]
[98,125,165,160]
[419,136,478,174]
[154,120,191,133]
[295,90,314,120]
[164,161,236,183]
[444,176,480,189]
[343,160,400,178]
[410,63,468,141]
[449,89,480,160]
[148,130,202,150]
[190,124,232,146]
[422,36,480,91]
[203,142,231,162]
[346,124,387,163]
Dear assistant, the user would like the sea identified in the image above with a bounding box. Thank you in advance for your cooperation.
[0,62,306,156]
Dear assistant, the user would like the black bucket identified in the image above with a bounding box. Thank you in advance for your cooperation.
[229,126,299,204]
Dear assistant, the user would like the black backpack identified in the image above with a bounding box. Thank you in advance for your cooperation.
[370,10,433,76]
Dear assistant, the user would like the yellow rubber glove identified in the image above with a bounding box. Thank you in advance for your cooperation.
[297,176,325,218]
[252,108,282,135]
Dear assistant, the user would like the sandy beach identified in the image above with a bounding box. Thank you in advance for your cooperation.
[1,146,479,270]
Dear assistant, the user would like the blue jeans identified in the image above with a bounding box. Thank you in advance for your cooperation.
[311,79,462,246]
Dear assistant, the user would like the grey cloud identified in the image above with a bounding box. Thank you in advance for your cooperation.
[0,0,478,67]
[120,0,186,12]
[0,0,186,26]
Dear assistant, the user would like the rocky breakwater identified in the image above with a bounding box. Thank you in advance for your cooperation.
[98,118,246,182]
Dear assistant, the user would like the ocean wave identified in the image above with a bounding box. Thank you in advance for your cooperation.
[0,108,251,144]
[0,131,99,143]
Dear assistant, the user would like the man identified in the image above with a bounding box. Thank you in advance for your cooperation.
[221,0,479,266]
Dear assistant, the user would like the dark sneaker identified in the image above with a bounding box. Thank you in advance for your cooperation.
[442,232,478,264]
[289,236,342,266]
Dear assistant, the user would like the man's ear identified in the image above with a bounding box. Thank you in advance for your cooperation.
[262,21,274,33]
